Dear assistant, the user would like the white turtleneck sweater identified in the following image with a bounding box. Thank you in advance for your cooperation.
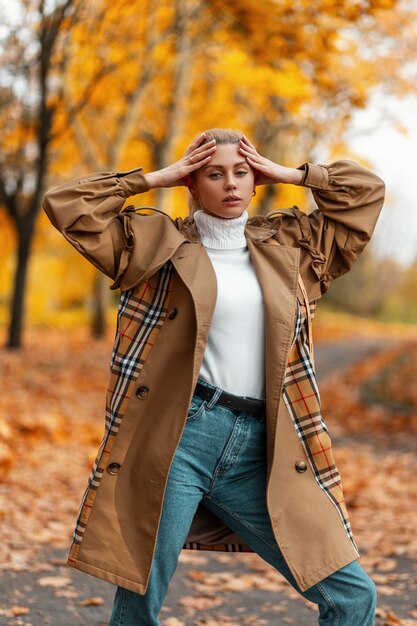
[193,209,266,400]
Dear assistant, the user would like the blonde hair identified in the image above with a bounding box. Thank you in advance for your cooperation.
[187,128,244,216]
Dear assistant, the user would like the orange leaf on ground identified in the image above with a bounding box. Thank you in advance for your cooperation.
[37,576,72,588]
[179,594,223,609]
[79,596,104,606]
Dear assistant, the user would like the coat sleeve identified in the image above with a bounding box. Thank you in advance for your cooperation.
[295,159,385,297]
[42,167,150,285]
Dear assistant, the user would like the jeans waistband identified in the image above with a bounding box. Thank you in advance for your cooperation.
[194,378,266,418]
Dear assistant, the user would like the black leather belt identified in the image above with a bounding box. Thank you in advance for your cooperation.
[194,382,266,418]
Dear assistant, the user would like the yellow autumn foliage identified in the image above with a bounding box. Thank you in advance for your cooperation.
[1,0,416,329]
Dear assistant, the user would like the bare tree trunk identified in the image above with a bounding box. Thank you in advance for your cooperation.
[157,0,194,211]
[91,272,109,338]
[253,111,313,215]
[258,184,278,215]
[1,0,83,350]
[7,219,35,349]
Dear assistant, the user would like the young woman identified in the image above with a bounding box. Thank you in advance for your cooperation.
[43,128,385,625]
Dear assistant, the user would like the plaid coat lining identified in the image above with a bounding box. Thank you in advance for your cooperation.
[69,262,174,552]
[283,301,358,553]
[69,262,357,556]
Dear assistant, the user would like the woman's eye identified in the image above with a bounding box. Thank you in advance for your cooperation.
[208,170,248,179]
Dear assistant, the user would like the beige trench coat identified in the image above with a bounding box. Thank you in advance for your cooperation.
[43,160,385,594]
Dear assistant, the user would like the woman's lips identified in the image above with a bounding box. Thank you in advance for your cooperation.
[222,197,241,205]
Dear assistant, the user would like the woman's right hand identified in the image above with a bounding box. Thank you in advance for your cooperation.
[143,134,216,189]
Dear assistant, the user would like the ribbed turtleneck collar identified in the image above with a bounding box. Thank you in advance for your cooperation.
[193,209,248,250]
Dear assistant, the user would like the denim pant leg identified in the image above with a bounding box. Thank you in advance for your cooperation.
[201,406,376,626]
[109,394,211,626]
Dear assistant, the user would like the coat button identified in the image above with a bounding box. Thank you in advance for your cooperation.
[167,308,177,320]
[295,460,307,473]
[136,386,149,399]
[107,462,121,475]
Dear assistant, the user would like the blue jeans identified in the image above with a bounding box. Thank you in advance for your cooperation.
[109,378,376,626]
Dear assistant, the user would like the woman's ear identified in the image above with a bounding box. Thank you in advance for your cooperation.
[184,175,198,199]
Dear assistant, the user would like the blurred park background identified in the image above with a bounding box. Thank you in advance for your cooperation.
[1,0,417,347]
[1,1,417,625]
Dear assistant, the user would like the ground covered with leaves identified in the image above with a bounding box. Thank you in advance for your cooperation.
[0,323,417,625]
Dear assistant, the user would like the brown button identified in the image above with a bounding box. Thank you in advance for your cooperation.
[295,460,307,473]
[136,386,149,399]
[167,308,177,320]
[107,462,121,475]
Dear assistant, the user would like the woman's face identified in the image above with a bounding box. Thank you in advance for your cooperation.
[191,143,255,219]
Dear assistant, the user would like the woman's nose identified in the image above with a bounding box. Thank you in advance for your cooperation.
[225,177,237,189]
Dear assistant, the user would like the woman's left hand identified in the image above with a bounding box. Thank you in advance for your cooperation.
[239,135,304,186]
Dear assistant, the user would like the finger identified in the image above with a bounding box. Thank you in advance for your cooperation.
[185,132,207,156]
[187,154,212,171]
[246,155,269,171]
[192,138,216,157]
[183,152,212,169]
[239,142,258,157]
[185,140,215,160]
[196,131,207,144]
[240,147,260,165]
[241,134,257,150]
[188,142,216,162]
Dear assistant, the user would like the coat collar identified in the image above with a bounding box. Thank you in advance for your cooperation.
[177,216,278,244]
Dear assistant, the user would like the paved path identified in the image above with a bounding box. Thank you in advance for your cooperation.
[314,336,399,383]
[1,337,414,626]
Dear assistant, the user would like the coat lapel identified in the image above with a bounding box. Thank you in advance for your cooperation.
[171,239,218,389]
[246,236,300,456]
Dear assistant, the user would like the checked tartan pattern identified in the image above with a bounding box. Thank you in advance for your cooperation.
[283,301,358,552]
[69,262,174,549]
